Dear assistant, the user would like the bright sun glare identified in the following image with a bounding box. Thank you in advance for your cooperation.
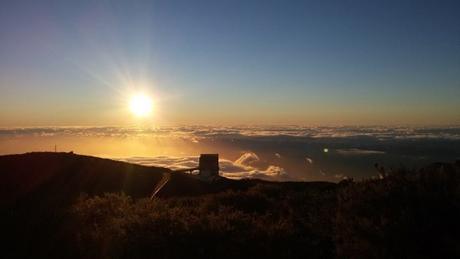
[129,93,153,117]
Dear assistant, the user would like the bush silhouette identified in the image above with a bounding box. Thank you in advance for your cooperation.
[70,184,337,258]
[336,163,460,258]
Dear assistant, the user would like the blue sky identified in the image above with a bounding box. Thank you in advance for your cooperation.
[0,0,459,126]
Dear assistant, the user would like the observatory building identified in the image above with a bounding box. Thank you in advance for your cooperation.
[151,154,221,198]
[198,154,219,180]
[171,154,220,181]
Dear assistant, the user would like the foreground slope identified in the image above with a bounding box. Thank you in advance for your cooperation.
[3,152,459,258]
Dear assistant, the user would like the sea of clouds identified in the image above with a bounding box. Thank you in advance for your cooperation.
[119,152,352,182]
[120,152,290,181]
[2,125,460,139]
[1,125,460,181]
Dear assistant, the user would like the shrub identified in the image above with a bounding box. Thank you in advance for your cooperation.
[70,183,337,258]
[336,164,460,258]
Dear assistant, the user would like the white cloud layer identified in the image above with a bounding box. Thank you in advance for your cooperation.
[120,152,291,181]
[2,125,460,181]
[336,148,385,155]
[1,125,460,140]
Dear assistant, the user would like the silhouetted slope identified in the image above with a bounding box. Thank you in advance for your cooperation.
[5,152,458,258]
[0,152,171,207]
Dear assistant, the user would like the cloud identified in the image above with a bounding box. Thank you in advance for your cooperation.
[119,152,291,181]
[222,165,288,181]
[334,174,347,180]
[121,156,198,170]
[235,152,259,166]
[1,125,460,140]
[220,153,289,181]
[336,148,385,155]
[3,125,460,181]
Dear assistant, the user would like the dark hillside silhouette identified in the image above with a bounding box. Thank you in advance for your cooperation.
[1,153,459,258]
[0,152,170,206]
[0,152,251,207]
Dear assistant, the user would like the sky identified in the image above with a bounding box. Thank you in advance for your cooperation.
[1,0,459,126]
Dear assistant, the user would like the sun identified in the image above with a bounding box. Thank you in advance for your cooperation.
[129,93,153,117]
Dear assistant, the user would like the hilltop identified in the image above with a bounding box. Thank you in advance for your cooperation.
[0,152,165,205]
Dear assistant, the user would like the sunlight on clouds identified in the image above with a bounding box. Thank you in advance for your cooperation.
[2,125,460,181]
[120,152,291,181]
[235,152,259,166]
